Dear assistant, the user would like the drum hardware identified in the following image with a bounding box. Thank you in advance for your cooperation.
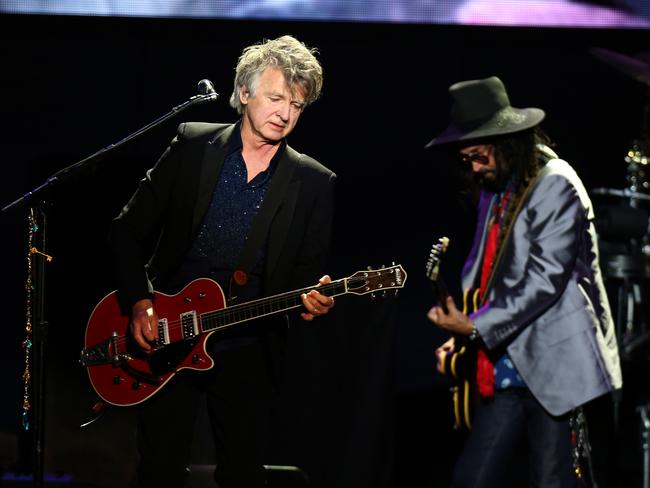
[638,404,650,488]
[625,144,650,195]
[591,46,650,485]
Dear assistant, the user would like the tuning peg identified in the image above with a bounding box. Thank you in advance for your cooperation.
[367,265,373,271]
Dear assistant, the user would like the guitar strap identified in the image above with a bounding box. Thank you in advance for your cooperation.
[479,161,545,304]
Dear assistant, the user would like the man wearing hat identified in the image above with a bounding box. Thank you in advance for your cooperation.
[426,76,622,486]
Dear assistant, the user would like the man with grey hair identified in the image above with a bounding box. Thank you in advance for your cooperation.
[108,34,336,488]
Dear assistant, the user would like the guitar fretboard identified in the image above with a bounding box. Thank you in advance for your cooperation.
[200,279,349,332]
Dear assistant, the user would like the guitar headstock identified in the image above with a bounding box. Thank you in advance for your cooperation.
[346,263,407,296]
[426,236,450,282]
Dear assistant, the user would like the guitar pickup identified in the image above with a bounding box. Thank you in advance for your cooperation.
[181,311,199,339]
[157,318,170,345]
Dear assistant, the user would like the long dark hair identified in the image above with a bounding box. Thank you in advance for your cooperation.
[494,126,553,250]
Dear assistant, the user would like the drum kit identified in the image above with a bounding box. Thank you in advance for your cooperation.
[590,47,650,487]
[590,47,650,358]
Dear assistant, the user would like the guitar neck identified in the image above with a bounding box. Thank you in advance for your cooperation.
[200,279,348,333]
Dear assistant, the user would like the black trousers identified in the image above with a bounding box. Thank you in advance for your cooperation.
[451,388,574,488]
[133,338,275,488]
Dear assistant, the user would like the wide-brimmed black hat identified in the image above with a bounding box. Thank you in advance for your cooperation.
[425,76,545,148]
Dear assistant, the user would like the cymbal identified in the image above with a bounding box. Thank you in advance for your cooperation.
[591,47,650,86]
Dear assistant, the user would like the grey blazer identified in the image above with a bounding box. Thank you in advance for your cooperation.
[463,146,622,416]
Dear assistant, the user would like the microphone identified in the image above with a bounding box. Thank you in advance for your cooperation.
[190,79,218,105]
[197,79,218,98]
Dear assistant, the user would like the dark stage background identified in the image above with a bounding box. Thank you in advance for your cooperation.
[1,13,649,488]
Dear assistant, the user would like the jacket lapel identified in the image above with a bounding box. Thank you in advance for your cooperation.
[190,125,234,237]
[462,192,496,292]
[260,146,300,281]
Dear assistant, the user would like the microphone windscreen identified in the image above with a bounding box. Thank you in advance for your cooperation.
[197,79,216,96]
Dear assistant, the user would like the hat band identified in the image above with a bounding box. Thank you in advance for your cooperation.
[458,107,527,132]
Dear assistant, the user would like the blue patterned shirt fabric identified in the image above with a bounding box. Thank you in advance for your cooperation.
[494,353,527,390]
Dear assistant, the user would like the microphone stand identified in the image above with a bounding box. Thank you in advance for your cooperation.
[1,85,218,488]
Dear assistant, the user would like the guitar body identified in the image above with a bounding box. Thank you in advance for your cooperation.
[440,287,481,431]
[440,335,478,431]
[83,278,225,406]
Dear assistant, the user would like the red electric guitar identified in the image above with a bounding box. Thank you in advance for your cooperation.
[81,264,407,406]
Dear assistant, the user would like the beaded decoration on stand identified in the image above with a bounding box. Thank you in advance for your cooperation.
[21,209,37,431]
[570,407,595,487]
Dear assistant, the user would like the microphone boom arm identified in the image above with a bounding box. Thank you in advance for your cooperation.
[2,84,219,213]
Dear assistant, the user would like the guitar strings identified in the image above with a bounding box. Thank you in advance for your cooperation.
[109,276,382,348]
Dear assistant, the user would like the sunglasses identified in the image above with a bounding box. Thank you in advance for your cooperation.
[460,152,490,165]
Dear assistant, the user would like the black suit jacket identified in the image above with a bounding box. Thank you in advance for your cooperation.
[109,122,336,314]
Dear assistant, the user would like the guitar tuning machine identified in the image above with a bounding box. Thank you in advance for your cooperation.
[370,290,391,300]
